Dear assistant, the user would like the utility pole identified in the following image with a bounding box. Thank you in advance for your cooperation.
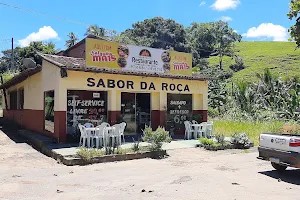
[11,37,14,70]
[0,38,13,110]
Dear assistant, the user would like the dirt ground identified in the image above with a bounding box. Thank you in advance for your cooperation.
[0,130,300,200]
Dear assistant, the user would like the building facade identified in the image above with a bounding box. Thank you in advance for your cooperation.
[1,37,209,143]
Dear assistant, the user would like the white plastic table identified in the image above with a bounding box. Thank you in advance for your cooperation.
[85,127,116,148]
[191,123,206,138]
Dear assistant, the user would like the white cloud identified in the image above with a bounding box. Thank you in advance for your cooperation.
[233,30,238,33]
[18,26,59,47]
[200,1,206,6]
[220,16,232,21]
[211,0,240,11]
[243,23,288,41]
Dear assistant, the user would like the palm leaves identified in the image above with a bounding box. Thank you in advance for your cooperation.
[210,68,300,122]
[85,25,105,37]
[65,32,78,48]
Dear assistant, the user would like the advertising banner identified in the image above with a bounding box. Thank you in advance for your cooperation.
[85,38,192,76]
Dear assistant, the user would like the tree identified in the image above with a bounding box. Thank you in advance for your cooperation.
[0,41,56,73]
[186,22,216,66]
[121,17,188,52]
[65,32,78,48]
[85,25,105,37]
[211,21,242,70]
[0,47,22,72]
[288,0,300,47]
[186,21,241,68]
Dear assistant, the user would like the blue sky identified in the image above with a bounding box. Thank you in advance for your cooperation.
[0,0,294,51]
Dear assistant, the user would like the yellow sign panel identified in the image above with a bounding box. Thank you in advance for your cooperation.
[85,38,192,76]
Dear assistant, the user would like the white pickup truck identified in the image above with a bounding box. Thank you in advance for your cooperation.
[258,133,300,171]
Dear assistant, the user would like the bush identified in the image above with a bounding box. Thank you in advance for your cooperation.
[205,142,232,151]
[199,137,232,151]
[208,107,219,118]
[231,132,252,149]
[142,126,172,151]
[215,134,226,145]
[192,113,203,122]
[131,138,140,152]
[199,137,215,146]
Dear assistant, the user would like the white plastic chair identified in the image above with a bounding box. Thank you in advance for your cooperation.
[184,121,195,140]
[192,120,198,124]
[206,122,214,138]
[92,123,109,148]
[78,124,91,147]
[111,124,123,146]
[119,122,126,144]
[105,126,118,147]
[198,122,207,138]
[84,123,94,128]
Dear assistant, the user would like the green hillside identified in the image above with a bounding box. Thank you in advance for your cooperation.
[208,42,300,82]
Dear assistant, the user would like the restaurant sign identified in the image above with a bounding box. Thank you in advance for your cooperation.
[85,38,192,76]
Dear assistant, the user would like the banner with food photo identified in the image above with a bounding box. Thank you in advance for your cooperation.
[86,38,192,75]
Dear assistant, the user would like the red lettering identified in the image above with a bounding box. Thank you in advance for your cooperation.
[173,62,190,70]
[90,51,117,63]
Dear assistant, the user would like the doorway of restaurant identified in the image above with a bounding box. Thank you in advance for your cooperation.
[121,92,151,139]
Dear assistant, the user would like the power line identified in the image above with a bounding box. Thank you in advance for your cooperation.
[0,2,118,37]
[0,2,192,49]
[0,2,90,26]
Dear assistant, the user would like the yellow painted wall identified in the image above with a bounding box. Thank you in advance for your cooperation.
[57,70,208,111]
[151,92,160,110]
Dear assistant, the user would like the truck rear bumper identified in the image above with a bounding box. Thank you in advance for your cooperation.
[258,146,300,168]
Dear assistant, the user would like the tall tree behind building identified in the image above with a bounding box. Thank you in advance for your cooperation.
[121,17,188,52]
[65,32,78,48]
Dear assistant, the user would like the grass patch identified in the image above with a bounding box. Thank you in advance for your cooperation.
[76,146,151,161]
[208,41,300,82]
[76,148,105,161]
[212,120,285,146]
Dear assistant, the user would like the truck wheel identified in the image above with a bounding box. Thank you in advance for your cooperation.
[271,162,287,172]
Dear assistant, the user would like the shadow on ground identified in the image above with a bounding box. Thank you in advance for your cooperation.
[259,169,300,185]
[0,117,28,143]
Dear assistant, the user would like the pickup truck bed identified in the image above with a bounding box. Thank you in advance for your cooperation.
[258,133,300,170]
[258,146,300,167]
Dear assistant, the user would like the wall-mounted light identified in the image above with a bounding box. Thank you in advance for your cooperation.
[60,68,68,78]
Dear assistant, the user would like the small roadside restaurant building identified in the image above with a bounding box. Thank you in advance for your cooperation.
[1,36,209,143]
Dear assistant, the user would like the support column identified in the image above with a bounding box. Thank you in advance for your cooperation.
[192,93,208,122]
[159,92,167,128]
[151,92,160,130]
[108,90,121,125]
[54,87,67,143]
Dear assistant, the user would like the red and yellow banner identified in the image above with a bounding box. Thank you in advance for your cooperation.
[85,38,192,76]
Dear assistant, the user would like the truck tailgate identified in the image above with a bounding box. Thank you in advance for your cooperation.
[260,133,300,153]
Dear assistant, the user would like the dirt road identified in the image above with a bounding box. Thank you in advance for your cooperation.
[0,130,299,200]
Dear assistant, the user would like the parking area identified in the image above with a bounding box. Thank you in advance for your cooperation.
[0,129,300,200]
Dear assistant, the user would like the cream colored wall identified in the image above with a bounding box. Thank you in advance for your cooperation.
[6,72,43,110]
[42,60,61,111]
[4,60,61,111]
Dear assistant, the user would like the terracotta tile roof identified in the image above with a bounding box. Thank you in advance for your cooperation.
[41,54,212,81]
[0,54,213,89]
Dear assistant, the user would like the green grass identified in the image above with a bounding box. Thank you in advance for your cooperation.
[208,42,300,82]
[212,120,285,146]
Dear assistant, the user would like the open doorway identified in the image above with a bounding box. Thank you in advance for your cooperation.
[121,92,151,137]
